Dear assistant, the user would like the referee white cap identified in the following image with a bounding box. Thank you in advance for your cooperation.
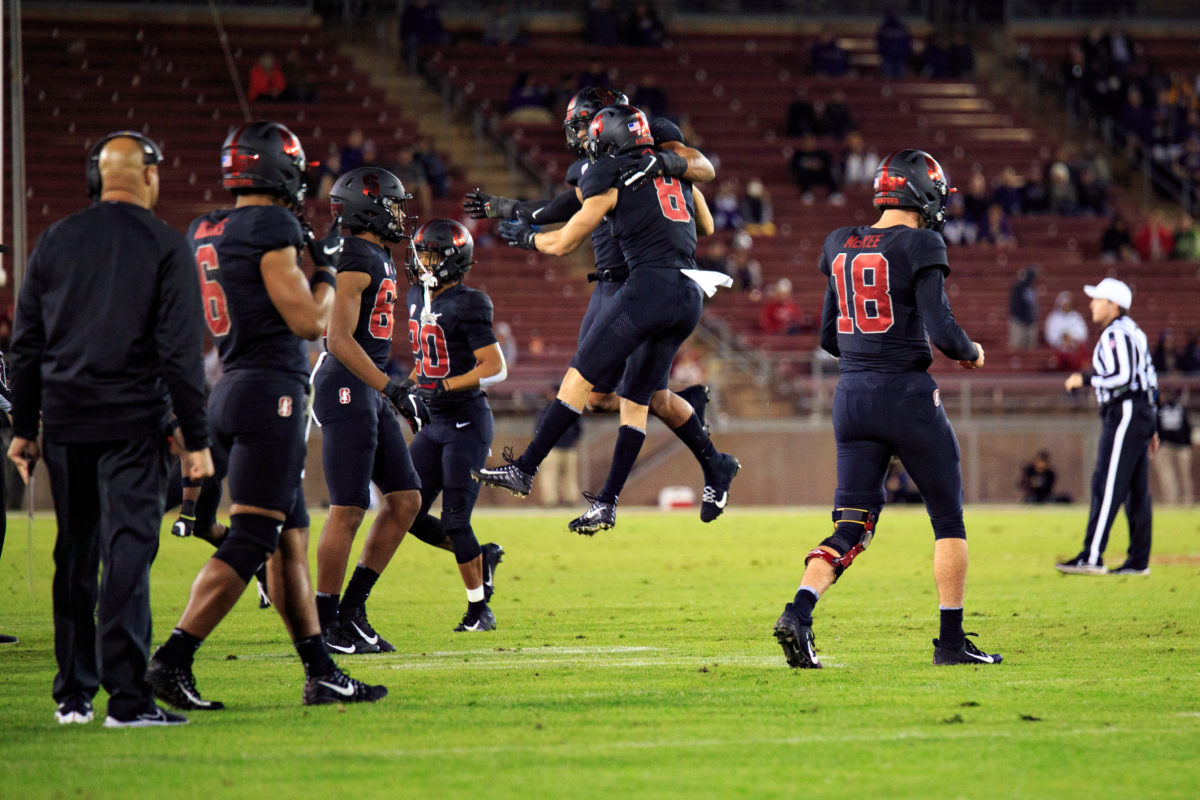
[1084,277,1132,310]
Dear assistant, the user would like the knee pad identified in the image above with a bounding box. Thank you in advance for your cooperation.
[213,514,282,582]
[805,507,879,582]
[409,514,450,549]
[447,526,482,565]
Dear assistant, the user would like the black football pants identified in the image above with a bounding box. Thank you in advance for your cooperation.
[1080,398,1156,568]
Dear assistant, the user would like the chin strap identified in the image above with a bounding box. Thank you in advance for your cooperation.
[804,507,877,581]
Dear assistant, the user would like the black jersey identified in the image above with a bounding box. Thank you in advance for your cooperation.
[188,204,308,378]
[580,148,697,271]
[405,283,498,415]
[334,236,399,368]
[818,224,973,374]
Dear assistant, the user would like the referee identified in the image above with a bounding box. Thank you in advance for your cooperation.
[1056,278,1159,576]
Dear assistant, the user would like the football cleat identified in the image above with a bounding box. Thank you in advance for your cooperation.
[146,660,225,711]
[302,667,388,705]
[676,384,711,434]
[324,622,379,655]
[170,515,195,538]
[453,604,497,632]
[471,446,534,497]
[568,492,616,535]
[1054,555,1106,575]
[482,542,505,602]
[1108,563,1150,576]
[341,607,395,653]
[932,634,1003,665]
[103,705,188,728]
[773,603,822,669]
[700,453,740,523]
[55,695,94,725]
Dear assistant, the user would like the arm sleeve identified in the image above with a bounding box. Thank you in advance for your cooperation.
[156,238,211,450]
[913,267,978,362]
[9,245,47,439]
[819,284,841,358]
[517,189,583,225]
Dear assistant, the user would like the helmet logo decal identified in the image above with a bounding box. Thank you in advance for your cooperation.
[361,172,380,196]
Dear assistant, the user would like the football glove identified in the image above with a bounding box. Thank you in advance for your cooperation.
[383,377,431,434]
[303,218,343,268]
[619,150,689,190]
[498,219,537,250]
[463,189,518,220]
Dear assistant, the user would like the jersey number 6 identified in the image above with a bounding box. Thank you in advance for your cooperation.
[194,244,231,337]
[831,252,894,334]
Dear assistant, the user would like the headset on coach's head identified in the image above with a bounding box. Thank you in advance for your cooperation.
[86,131,164,200]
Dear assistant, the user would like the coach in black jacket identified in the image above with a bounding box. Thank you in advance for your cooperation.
[8,133,213,728]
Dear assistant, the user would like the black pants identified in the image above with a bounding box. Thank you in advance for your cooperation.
[1080,398,1156,568]
[43,434,169,717]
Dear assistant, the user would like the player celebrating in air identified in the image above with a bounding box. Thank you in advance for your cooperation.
[148,121,389,709]
[311,166,430,654]
[403,220,507,632]
[771,149,1001,669]
[474,104,733,535]
[464,92,739,528]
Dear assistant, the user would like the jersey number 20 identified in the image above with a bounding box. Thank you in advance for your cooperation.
[831,252,893,334]
[408,319,450,378]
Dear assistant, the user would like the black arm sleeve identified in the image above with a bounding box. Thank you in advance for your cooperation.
[819,285,841,358]
[913,267,978,362]
[517,189,583,225]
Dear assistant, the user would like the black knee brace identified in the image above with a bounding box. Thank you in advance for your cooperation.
[409,513,451,549]
[447,526,482,565]
[805,507,879,582]
[213,514,282,582]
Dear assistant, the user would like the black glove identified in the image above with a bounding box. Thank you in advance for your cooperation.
[383,377,431,434]
[304,218,343,268]
[619,150,689,190]
[498,219,538,250]
[463,189,518,220]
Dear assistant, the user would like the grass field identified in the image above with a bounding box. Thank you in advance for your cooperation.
[2,505,1198,799]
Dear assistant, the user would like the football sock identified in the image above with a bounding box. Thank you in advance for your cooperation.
[597,425,646,505]
[154,628,203,668]
[466,585,485,603]
[672,412,717,464]
[179,498,197,521]
[341,565,380,614]
[294,633,336,678]
[517,400,582,474]
[467,599,487,615]
[792,586,820,625]
[939,607,965,647]
[315,592,340,631]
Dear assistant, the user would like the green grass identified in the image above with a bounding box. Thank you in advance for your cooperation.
[2,506,1199,799]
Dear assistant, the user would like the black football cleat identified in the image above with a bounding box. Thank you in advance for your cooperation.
[453,604,497,632]
[676,384,711,434]
[1108,563,1150,576]
[471,447,534,497]
[324,622,379,655]
[103,705,188,728]
[170,515,195,538]
[932,634,1003,665]
[1054,554,1106,575]
[55,694,94,725]
[773,603,822,669]
[341,607,395,653]
[568,492,616,535]
[146,660,225,710]
[700,453,740,523]
[302,667,388,705]
[482,542,505,602]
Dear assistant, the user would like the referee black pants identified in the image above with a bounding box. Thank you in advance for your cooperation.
[43,434,169,718]
[1080,398,1157,569]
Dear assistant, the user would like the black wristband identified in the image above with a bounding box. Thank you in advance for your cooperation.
[310,268,337,292]
[661,150,689,178]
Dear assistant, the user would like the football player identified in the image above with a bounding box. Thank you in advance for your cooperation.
[771,149,1001,669]
[148,121,390,709]
[476,105,735,535]
[311,166,430,654]
[464,89,739,525]
[403,220,507,632]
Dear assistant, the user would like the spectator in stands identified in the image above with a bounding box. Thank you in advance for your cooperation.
[399,0,447,54]
[840,131,879,187]
[962,171,991,225]
[1045,291,1088,350]
[730,233,763,295]
[359,139,381,169]
[482,1,527,46]
[506,72,554,122]
[1153,328,1181,374]
[920,34,952,80]
[990,166,1025,216]
[711,181,743,232]
[1047,162,1079,215]
[810,33,850,78]
[1174,134,1200,205]
[1134,210,1174,261]
[1178,331,1200,373]
[1075,167,1107,216]
[340,128,366,173]
[759,279,804,335]
[388,145,433,217]
[1119,86,1154,157]
[948,33,975,77]
[785,88,819,137]
[1008,267,1039,350]
[631,73,669,120]
[941,195,977,246]
[625,3,666,48]
[583,0,621,47]
[740,178,775,236]
[247,52,286,103]
[1020,451,1070,504]
[1020,163,1050,214]
[790,133,842,205]
[494,320,517,369]
[1100,212,1139,261]
[695,240,731,275]
[978,203,1016,248]
[1155,389,1194,505]
[415,137,449,198]
[1173,213,1200,260]
[876,11,912,79]
[277,49,318,104]
[314,149,341,201]
[578,60,611,91]
[819,90,857,142]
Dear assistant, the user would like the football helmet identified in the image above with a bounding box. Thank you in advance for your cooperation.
[86,131,163,200]
[329,167,413,243]
[408,219,475,288]
[586,104,654,162]
[872,149,952,232]
[221,121,308,209]
[563,87,628,156]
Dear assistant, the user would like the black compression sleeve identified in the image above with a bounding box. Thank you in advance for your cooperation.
[819,285,841,357]
[518,189,583,225]
[914,268,978,362]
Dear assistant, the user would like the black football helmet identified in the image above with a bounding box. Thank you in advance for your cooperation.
[586,104,654,162]
[330,167,413,243]
[408,219,475,288]
[872,149,952,232]
[221,121,308,209]
[563,87,629,156]
[86,130,163,200]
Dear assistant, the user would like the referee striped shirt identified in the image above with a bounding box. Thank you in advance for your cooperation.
[1089,314,1157,406]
